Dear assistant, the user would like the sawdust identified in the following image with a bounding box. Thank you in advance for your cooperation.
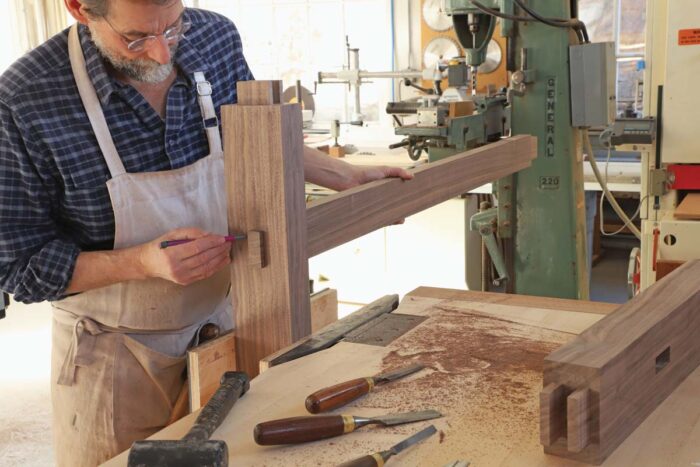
[347,305,574,465]
[248,305,575,467]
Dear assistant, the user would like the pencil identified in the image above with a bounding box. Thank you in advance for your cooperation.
[160,234,247,249]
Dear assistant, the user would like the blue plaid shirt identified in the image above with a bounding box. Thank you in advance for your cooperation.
[0,8,253,303]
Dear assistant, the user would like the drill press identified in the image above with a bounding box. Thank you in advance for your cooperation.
[391,0,591,299]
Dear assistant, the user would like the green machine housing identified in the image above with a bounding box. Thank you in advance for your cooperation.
[392,0,589,299]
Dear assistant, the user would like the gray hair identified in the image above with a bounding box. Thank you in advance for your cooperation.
[81,0,178,19]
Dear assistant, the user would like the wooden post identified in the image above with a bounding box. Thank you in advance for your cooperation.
[223,80,311,378]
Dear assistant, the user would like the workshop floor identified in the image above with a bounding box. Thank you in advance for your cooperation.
[0,300,53,467]
[0,251,630,466]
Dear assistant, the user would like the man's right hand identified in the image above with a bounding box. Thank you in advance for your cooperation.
[138,228,232,286]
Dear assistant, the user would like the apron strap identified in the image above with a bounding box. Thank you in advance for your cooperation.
[194,71,223,155]
[57,316,104,386]
[68,24,127,178]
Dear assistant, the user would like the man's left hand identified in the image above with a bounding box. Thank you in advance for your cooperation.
[344,165,414,190]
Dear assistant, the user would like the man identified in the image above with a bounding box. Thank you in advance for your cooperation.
[0,0,411,465]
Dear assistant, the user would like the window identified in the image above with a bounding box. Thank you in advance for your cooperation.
[579,0,647,116]
[0,0,21,73]
[193,0,394,124]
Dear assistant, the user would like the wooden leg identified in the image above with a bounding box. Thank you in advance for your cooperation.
[224,81,311,378]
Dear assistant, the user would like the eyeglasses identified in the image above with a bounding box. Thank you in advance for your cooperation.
[103,11,191,53]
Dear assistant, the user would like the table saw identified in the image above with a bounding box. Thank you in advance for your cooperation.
[104,288,700,467]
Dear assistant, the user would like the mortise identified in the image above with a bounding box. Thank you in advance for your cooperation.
[655,346,671,374]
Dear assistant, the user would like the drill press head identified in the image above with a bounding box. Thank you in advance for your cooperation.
[444,0,498,84]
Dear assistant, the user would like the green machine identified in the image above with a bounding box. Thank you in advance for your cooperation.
[391,0,591,299]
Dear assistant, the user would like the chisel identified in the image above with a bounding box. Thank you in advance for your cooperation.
[305,364,425,414]
[337,425,437,467]
[253,409,442,446]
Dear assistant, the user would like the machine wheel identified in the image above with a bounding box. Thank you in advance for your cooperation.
[627,247,641,298]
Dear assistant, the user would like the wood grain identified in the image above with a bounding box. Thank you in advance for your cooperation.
[408,287,619,315]
[236,80,283,105]
[306,136,537,257]
[674,193,700,220]
[247,230,266,268]
[540,383,566,446]
[187,332,237,411]
[656,259,684,282]
[224,82,310,379]
[105,292,700,467]
[541,260,700,464]
[567,388,591,453]
[310,288,338,333]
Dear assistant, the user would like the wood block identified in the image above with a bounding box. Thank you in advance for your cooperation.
[310,288,338,333]
[656,259,684,282]
[247,230,267,268]
[306,135,537,257]
[449,101,475,118]
[541,260,700,464]
[224,81,311,379]
[540,383,566,446]
[674,193,700,220]
[567,388,591,453]
[187,332,237,411]
[236,80,283,105]
[328,145,346,158]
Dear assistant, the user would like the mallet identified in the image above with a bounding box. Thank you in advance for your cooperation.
[127,371,250,467]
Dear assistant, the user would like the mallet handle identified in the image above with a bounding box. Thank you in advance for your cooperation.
[184,371,250,443]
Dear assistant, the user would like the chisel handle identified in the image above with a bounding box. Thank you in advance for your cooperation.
[306,378,375,414]
[338,452,391,467]
[254,415,357,445]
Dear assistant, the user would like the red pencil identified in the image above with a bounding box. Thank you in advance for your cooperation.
[160,234,247,249]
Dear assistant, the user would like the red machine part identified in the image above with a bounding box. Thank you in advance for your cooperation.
[668,164,700,190]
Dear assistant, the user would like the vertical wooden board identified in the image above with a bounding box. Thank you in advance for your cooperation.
[236,81,283,105]
[310,289,339,333]
[567,388,591,453]
[540,383,566,446]
[187,332,237,411]
[223,101,311,378]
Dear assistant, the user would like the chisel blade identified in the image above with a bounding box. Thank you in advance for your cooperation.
[375,363,425,384]
[389,425,438,455]
[373,409,442,426]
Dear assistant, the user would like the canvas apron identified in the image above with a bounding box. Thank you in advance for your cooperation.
[50,25,232,467]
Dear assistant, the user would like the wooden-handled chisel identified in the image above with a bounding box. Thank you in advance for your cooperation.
[253,409,442,446]
[305,364,425,414]
[337,425,437,467]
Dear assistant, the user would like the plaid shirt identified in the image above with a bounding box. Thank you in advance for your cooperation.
[0,8,253,303]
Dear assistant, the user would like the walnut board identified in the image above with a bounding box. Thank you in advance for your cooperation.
[541,260,700,464]
[306,136,537,257]
[223,82,311,379]
[104,290,700,467]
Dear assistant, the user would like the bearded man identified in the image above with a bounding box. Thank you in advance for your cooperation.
[0,1,410,465]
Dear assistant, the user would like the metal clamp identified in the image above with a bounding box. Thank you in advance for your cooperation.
[470,208,509,286]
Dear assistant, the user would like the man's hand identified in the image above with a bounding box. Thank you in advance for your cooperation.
[344,165,414,190]
[304,145,414,192]
[138,228,231,286]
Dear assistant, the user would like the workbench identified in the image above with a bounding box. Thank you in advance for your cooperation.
[104,289,700,466]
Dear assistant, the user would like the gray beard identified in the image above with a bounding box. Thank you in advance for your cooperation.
[89,26,177,84]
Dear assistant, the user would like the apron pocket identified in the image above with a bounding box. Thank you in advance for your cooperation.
[112,334,186,447]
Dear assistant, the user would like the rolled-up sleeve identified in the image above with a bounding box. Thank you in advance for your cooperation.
[0,101,81,303]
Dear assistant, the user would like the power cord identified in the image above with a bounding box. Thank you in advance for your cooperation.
[584,129,642,240]
[470,0,589,44]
